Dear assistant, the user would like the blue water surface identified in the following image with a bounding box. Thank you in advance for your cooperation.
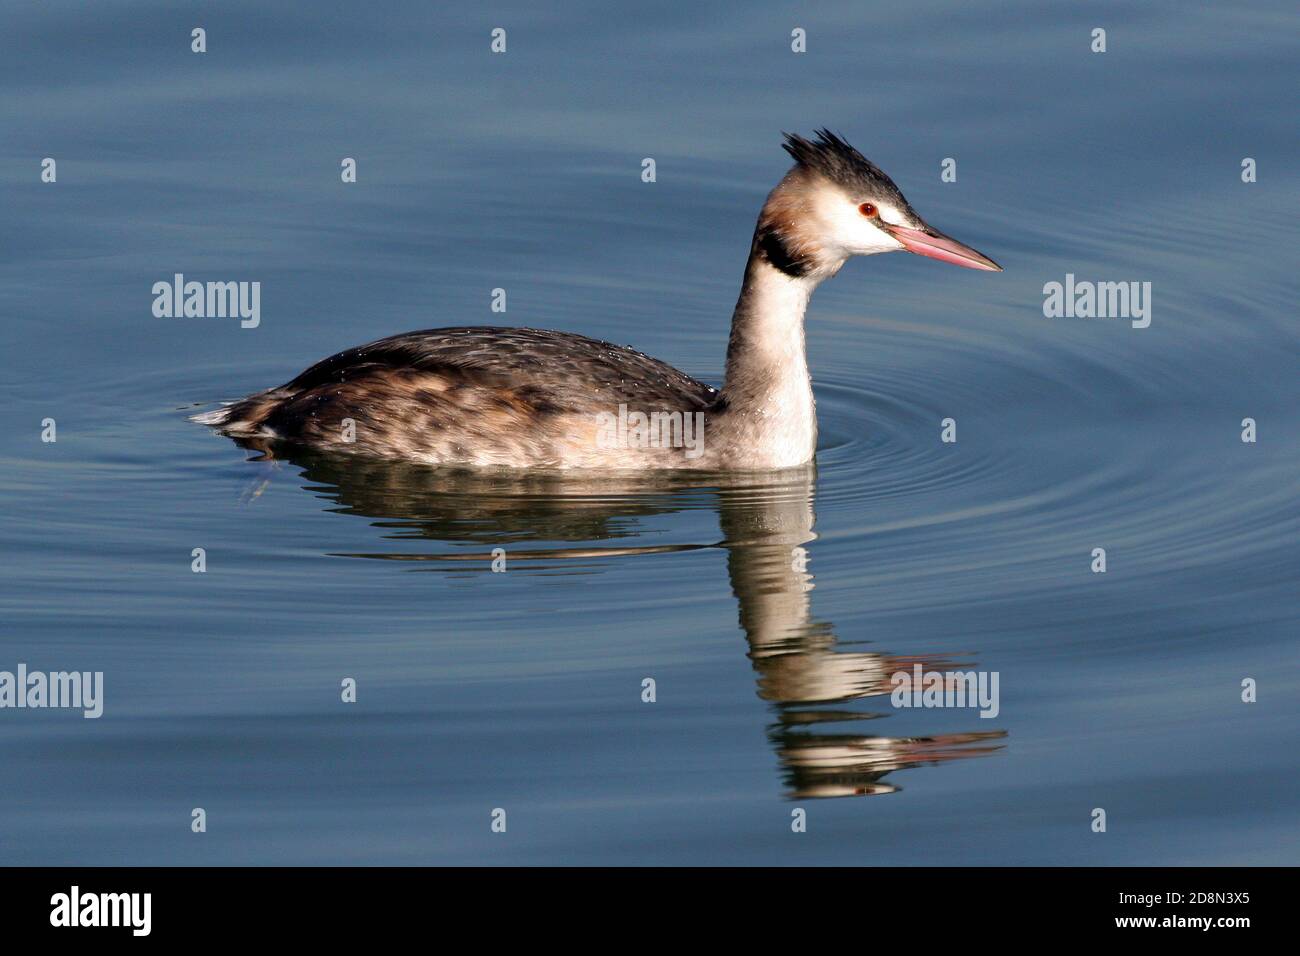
[0,0,1296,864]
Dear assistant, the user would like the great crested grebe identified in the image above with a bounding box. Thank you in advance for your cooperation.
[195,130,1001,470]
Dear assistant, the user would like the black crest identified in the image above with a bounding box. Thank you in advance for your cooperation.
[781,129,903,201]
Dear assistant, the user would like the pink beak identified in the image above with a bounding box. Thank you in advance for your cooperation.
[885,223,1002,272]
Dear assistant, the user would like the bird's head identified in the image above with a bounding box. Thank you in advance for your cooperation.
[755,129,1002,279]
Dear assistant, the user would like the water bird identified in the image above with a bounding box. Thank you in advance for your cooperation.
[195,130,1001,469]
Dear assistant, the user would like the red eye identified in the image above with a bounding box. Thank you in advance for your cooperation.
[859,202,878,217]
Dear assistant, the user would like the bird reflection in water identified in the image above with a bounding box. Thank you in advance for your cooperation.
[232,440,1006,798]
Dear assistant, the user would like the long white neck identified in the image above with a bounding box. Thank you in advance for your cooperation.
[717,253,824,469]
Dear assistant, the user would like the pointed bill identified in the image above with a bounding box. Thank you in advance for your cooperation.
[886,223,1002,271]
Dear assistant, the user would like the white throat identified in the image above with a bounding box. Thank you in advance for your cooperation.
[717,257,823,469]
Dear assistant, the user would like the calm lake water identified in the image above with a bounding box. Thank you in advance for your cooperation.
[1,1,1296,865]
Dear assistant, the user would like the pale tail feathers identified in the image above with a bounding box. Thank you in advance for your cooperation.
[189,404,234,426]
[189,391,285,435]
